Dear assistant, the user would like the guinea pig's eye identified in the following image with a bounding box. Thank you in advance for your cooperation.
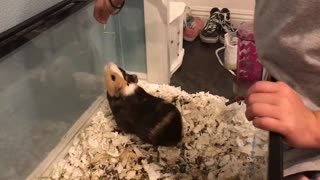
[111,75,116,81]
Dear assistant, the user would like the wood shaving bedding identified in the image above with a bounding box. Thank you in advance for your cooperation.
[46,82,268,180]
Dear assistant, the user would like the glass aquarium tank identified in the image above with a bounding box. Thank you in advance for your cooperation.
[0,0,146,179]
[0,0,281,180]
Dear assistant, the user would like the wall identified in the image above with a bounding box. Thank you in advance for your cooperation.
[0,0,63,33]
[172,0,255,25]
[173,0,255,11]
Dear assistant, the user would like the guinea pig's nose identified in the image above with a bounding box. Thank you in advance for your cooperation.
[107,62,117,67]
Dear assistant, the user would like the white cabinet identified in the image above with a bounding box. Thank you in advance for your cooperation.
[143,0,185,84]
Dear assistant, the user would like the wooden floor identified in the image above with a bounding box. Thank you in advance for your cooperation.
[171,38,234,100]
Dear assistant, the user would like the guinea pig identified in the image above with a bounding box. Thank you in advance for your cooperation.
[104,63,183,146]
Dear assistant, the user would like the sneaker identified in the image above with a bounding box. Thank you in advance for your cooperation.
[183,15,204,42]
[200,8,221,43]
[219,8,236,44]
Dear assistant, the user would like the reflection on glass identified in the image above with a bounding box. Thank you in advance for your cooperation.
[108,0,147,73]
[0,1,146,179]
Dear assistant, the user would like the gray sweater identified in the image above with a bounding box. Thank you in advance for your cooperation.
[255,0,320,111]
[255,0,320,176]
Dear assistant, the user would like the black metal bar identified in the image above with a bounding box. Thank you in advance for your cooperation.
[0,0,72,42]
[268,132,283,180]
[265,77,283,179]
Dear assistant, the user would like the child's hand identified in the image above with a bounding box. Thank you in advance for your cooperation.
[245,81,320,148]
[94,0,109,24]
[94,0,124,24]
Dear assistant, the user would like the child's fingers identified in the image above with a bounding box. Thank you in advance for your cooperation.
[94,0,108,24]
[246,93,279,106]
[245,103,279,120]
[252,117,286,134]
[94,10,106,24]
[247,81,279,95]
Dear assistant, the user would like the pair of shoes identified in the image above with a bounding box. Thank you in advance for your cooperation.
[200,8,236,44]
[219,8,237,44]
[183,7,204,42]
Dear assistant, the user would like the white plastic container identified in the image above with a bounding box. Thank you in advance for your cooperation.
[224,33,238,70]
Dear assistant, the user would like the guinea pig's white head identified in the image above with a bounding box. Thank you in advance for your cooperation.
[104,63,138,97]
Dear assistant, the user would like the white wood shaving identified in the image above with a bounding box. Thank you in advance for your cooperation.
[46,82,268,180]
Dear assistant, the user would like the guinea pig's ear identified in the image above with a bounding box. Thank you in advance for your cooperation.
[132,74,138,83]
[127,74,138,84]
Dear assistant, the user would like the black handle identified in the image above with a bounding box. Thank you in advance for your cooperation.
[268,132,283,180]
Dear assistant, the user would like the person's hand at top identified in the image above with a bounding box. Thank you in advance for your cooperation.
[94,0,125,24]
[245,81,320,148]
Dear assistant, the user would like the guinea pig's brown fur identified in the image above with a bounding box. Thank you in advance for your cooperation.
[104,63,183,146]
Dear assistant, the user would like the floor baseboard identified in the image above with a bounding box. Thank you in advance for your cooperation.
[190,6,254,26]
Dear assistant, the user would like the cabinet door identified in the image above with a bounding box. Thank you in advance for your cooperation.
[177,16,184,55]
[169,21,179,64]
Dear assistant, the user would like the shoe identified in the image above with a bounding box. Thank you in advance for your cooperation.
[183,7,204,42]
[183,16,204,41]
[200,7,221,43]
[219,8,236,44]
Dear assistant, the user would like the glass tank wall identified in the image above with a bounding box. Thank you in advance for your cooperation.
[0,1,146,179]
[104,0,147,73]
